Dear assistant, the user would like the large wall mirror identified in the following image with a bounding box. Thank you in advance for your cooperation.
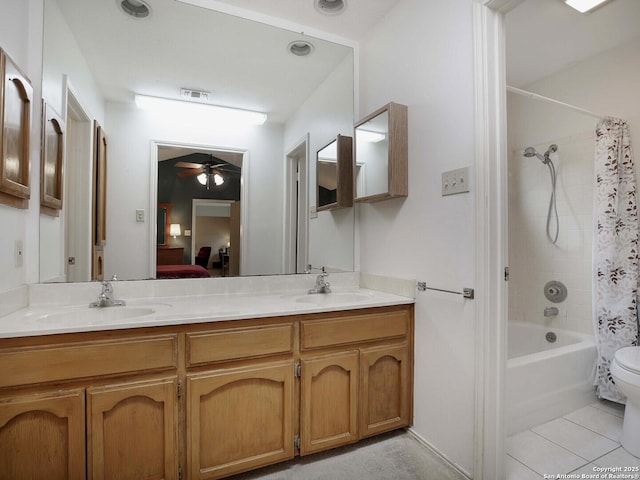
[39,0,355,282]
[354,102,408,203]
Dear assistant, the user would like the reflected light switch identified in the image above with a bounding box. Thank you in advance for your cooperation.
[136,209,145,222]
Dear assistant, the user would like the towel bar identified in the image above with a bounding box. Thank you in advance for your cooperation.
[417,282,474,299]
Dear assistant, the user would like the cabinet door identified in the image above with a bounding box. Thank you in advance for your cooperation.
[87,377,178,480]
[359,343,410,438]
[300,350,358,455]
[0,389,85,480]
[187,360,294,480]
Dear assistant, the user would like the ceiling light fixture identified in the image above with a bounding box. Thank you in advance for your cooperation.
[288,40,314,57]
[564,0,611,13]
[135,94,267,126]
[314,0,346,15]
[118,0,152,18]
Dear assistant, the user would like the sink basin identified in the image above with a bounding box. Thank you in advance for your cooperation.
[294,292,372,305]
[41,306,156,324]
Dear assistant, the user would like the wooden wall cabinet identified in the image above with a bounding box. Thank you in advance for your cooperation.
[354,102,408,203]
[0,49,33,209]
[0,304,413,480]
[316,134,353,211]
[40,101,65,215]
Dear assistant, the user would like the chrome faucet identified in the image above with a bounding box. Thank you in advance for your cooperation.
[89,275,126,308]
[544,306,559,317]
[308,268,331,294]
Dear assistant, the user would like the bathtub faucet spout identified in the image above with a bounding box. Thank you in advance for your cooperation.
[544,306,559,317]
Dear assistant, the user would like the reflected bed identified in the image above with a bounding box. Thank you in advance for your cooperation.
[156,265,210,279]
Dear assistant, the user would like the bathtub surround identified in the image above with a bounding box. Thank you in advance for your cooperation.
[593,118,639,403]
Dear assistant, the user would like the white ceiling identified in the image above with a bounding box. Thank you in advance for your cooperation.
[52,0,640,126]
[506,0,640,87]
[53,0,363,123]
[183,0,403,41]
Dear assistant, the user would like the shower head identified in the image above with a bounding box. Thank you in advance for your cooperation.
[524,144,557,165]
[523,147,546,163]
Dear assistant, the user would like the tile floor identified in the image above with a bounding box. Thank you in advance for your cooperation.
[507,400,640,479]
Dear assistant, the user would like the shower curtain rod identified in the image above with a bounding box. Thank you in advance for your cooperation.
[506,85,609,120]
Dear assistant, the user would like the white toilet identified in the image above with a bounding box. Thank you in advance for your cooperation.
[610,346,640,457]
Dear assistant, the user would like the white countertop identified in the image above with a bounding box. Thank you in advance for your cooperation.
[0,287,414,339]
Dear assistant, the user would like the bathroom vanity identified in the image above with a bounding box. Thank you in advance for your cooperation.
[0,281,414,480]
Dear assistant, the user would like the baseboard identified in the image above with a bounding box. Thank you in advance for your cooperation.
[407,428,473,479]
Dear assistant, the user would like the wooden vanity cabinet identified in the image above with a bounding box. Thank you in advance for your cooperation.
[0,388,86,480]
[359,342,411,438]
[187,361,295,480]
[0,304,413,480]
[299,305,413,455]
[185,323,296,479]
[86,376,179,480]
[0,331,180,480]
[299,350,359,455]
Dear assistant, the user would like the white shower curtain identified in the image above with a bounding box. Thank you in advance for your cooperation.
[593,118,639,403]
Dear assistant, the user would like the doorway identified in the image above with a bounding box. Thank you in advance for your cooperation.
[63,87,93,282]
[191,199,240,276]
[284,135,309,274]
[150,142,245,277]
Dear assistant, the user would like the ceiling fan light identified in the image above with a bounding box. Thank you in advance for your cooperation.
[197,173,207,185]
[213,173,224,186]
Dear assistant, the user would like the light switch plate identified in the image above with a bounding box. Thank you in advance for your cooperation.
[136,209,145,222]
[442,166,470,196]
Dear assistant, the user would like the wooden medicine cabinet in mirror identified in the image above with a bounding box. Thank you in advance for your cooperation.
[0,48,33,209]
[40,101,65,215]
[317,134,353,211]
[354,102,408,203]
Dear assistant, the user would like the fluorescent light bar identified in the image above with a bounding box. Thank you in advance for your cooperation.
[564,0,609,13]
[134,94,267,126]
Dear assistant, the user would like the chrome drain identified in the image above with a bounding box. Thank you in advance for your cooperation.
[545,331,557,343]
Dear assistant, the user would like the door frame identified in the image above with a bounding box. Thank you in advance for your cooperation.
[149,141,248,278]
[473,0,523,478]
[283,134,309,274]
[63,78,93,283]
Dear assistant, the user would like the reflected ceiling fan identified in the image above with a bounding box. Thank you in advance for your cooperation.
[174,154,239,190]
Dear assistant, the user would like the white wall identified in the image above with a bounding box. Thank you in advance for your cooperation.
[508,36,640,335]
[39,0,105,282]
[357,0,476,474]
[0,0,43,291]
[285,54,355,272]
[104,102,285,280]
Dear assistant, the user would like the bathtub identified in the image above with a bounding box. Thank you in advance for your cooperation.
[506,321,598,435]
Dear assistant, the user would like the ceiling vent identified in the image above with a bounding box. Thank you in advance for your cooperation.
[180,89,210,102]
